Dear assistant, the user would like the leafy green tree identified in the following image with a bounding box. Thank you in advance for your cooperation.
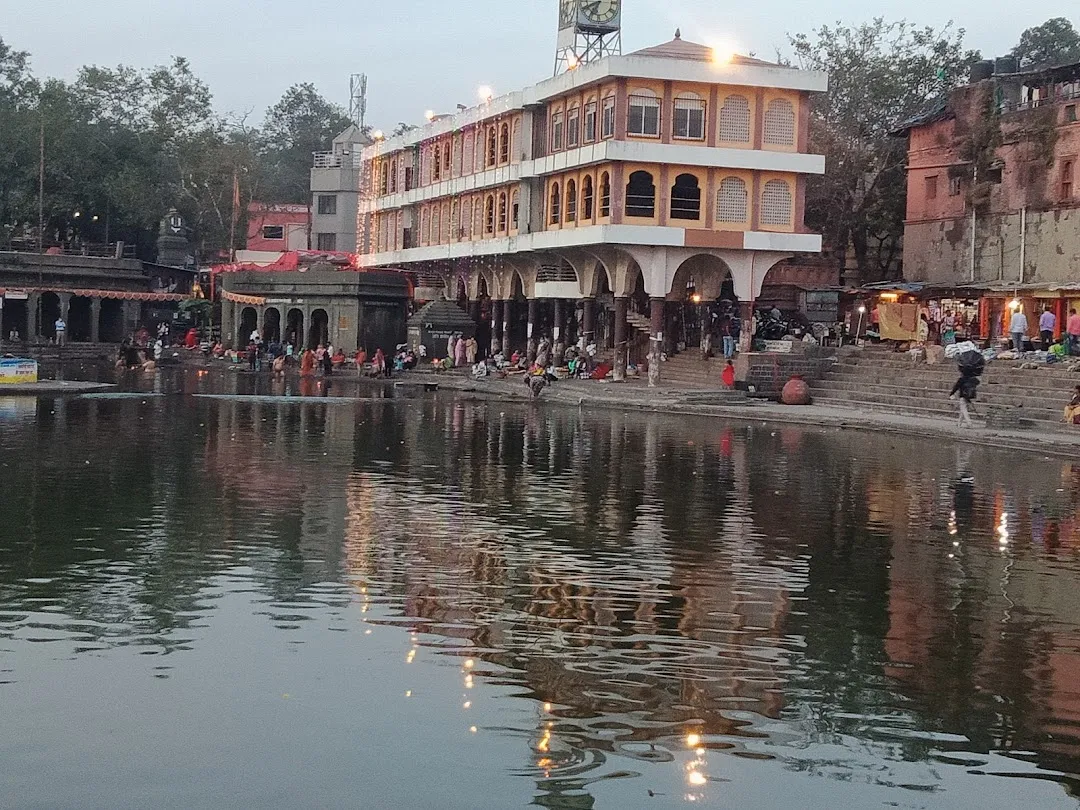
[259,83,354,204]
[789,19,979,283]
[1011,17,1080,68]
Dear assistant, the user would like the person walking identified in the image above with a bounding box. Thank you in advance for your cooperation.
[1039,307,1056,351]
[54,316,66,345]
[1009,307,1029,355]
[1068,308,1080,355]
[949,372,979,428]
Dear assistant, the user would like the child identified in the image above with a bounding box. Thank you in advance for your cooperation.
[721,360,736,389]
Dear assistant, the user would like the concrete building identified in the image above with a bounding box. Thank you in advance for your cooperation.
[900,59,1080,289]
[356,30,826,382]
[311,124,371,253]
[245,203,310,254]
[219,262,409,352]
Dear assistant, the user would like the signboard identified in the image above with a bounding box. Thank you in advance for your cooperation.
[0,358,38,385]
[762,340,794,354]
[3,290,28,301]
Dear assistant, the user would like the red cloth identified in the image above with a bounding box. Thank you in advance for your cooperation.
[590,362,612,380]
[722,364,735,388]
[184,328,197,348]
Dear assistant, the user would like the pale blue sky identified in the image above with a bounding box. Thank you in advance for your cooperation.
[2,0,1070,131]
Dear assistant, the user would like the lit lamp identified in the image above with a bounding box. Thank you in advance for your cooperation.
[690,293,702,304]
[1008,298,1021,310]
[477,85,494,104]
[424,109,435,122]
[856,304,867,342]
[372,130,385,141]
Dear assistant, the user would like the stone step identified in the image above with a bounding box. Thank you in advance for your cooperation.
[823,369,1076,392]
[813,377,1074,406]
[811,390,1064,423]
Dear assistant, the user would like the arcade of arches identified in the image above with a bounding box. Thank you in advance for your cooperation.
[441,247,790,385]
[0,290,156,344]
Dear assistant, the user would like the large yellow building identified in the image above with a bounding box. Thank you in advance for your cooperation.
[358,28,826,378]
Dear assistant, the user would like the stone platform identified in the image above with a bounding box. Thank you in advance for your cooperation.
[0,380,115,395]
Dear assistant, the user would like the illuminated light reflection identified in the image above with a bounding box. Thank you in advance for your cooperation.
[469,726,478,733]
[462,701,471,709]
[686,732,702,748]
[543,702,552,712]
[688,771,707,786]
[464,674,474,689]
[463,658,475,669]
[405,690,412,697]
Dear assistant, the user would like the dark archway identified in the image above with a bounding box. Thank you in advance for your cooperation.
[308,308,329,348]
[263,308,281,343]
[285,309,304,349]
[68,296,93,342]
[670,173,702,221]
[100,299,124,343]
[40,293,61,341]
[2,299,28,341]
[238,307,258,347]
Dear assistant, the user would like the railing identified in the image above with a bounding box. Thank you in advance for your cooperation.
[1,240,136,258]
[1003,86,1080,113]
[312,151,363,169]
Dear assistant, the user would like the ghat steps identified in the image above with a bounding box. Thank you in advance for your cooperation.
[811,346,1077,426]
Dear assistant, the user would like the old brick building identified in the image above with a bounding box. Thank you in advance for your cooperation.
[900,59,1080,287]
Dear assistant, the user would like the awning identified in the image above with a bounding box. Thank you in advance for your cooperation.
[221,290,267,305]
[0,287,188,301]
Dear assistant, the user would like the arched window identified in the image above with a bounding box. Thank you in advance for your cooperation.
[463,132,475,174]
[716,177,748,224]
[625,171,656,218]
[670,173,701,220]
[484,195,495,234]
[510,189,520,229]
[627,90,660,136]
[599,172,611,217]
[443,202,451,241]
[582,175,594,220]
[443,142,451,176]
[567,106,580,147]
[452,136,462,176]
[499,123,510,163]
[761,179,793,226]
[719,95,751,143]
[421,208,430,243]
[380,162,389,195]
[498,193,508,232]
[487,127,498,167]
[432,208,441,243]
[549,182,561,224]
[565,178,577,222]
[461,198,472,237]
[551,111,564,151]
[433,145,442,181]
[388,159,397,193]
[763,98,795,146]
[673,93,706,140]
[511,118,521,161]
[473,196,483,236]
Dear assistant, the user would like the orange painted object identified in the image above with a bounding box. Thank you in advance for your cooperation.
[781,376,811,405]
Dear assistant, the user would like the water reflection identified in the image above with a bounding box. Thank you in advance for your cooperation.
[0,387,1079,808]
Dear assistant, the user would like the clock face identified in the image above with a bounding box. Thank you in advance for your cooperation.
[559,0,577,28]
[581,0,619,24]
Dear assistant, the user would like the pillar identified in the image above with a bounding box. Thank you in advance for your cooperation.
[648,297,665,388]
[553,298,565,360]
[1054,298,1066,340]
[613,296,627,382]
[222,302,235,349]
[491,299,503,356]
[59,293,71,321]
[582,298,595,348]
[738,302,754,353]
[502,301,512,358]
[468,299,481,324]
[27,292,39,341]
[90,298,101,343]
[527,298,538,363]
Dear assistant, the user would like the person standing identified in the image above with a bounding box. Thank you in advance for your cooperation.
[1039,307,1056,351]
[1009,307,1029,354]
[321,348,333,376]
[54,316,66,345]
[465,336,478,366]
[1067,308,1080,355]
[721,316,735,359]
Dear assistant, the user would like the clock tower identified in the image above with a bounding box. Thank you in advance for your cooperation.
[554,0,622,75]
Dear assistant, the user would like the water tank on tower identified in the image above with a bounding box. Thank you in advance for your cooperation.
[969,60,994,82]
[994,56,1019,75]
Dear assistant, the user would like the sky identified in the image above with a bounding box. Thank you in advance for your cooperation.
[1,0,1071,132]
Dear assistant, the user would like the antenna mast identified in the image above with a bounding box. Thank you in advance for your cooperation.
[349,73,368,129]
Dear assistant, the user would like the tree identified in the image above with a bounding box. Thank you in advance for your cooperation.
[392,122,417,137]
[1011,18,1080,68]
[259,83,353,204]
[788,19,979,283]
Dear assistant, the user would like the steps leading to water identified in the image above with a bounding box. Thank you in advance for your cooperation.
[811,346,1079,426]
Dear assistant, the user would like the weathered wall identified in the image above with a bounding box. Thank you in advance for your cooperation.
[904,206,1080,285]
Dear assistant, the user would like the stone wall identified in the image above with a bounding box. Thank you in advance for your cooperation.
[734,343,836,396]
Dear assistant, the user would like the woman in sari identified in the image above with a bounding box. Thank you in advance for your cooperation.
[1064,386,1080,425]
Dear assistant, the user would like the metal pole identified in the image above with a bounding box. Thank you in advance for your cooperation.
[1019,206,1027,283]
[38,113,45,287]
[969,165,977,283]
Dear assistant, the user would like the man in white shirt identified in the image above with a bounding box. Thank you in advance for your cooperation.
[54,316,66,345]
[1009,308,1028,354]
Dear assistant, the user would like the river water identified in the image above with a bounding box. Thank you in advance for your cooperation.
[1,372,1079,809]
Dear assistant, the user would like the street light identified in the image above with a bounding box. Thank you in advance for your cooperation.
[477,85,494,104]
[856,304,867,342]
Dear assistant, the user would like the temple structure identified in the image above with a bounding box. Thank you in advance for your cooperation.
[355,31,827,379]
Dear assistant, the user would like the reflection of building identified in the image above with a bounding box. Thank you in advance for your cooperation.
[219,264,409,351]
[357,19,826,379]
